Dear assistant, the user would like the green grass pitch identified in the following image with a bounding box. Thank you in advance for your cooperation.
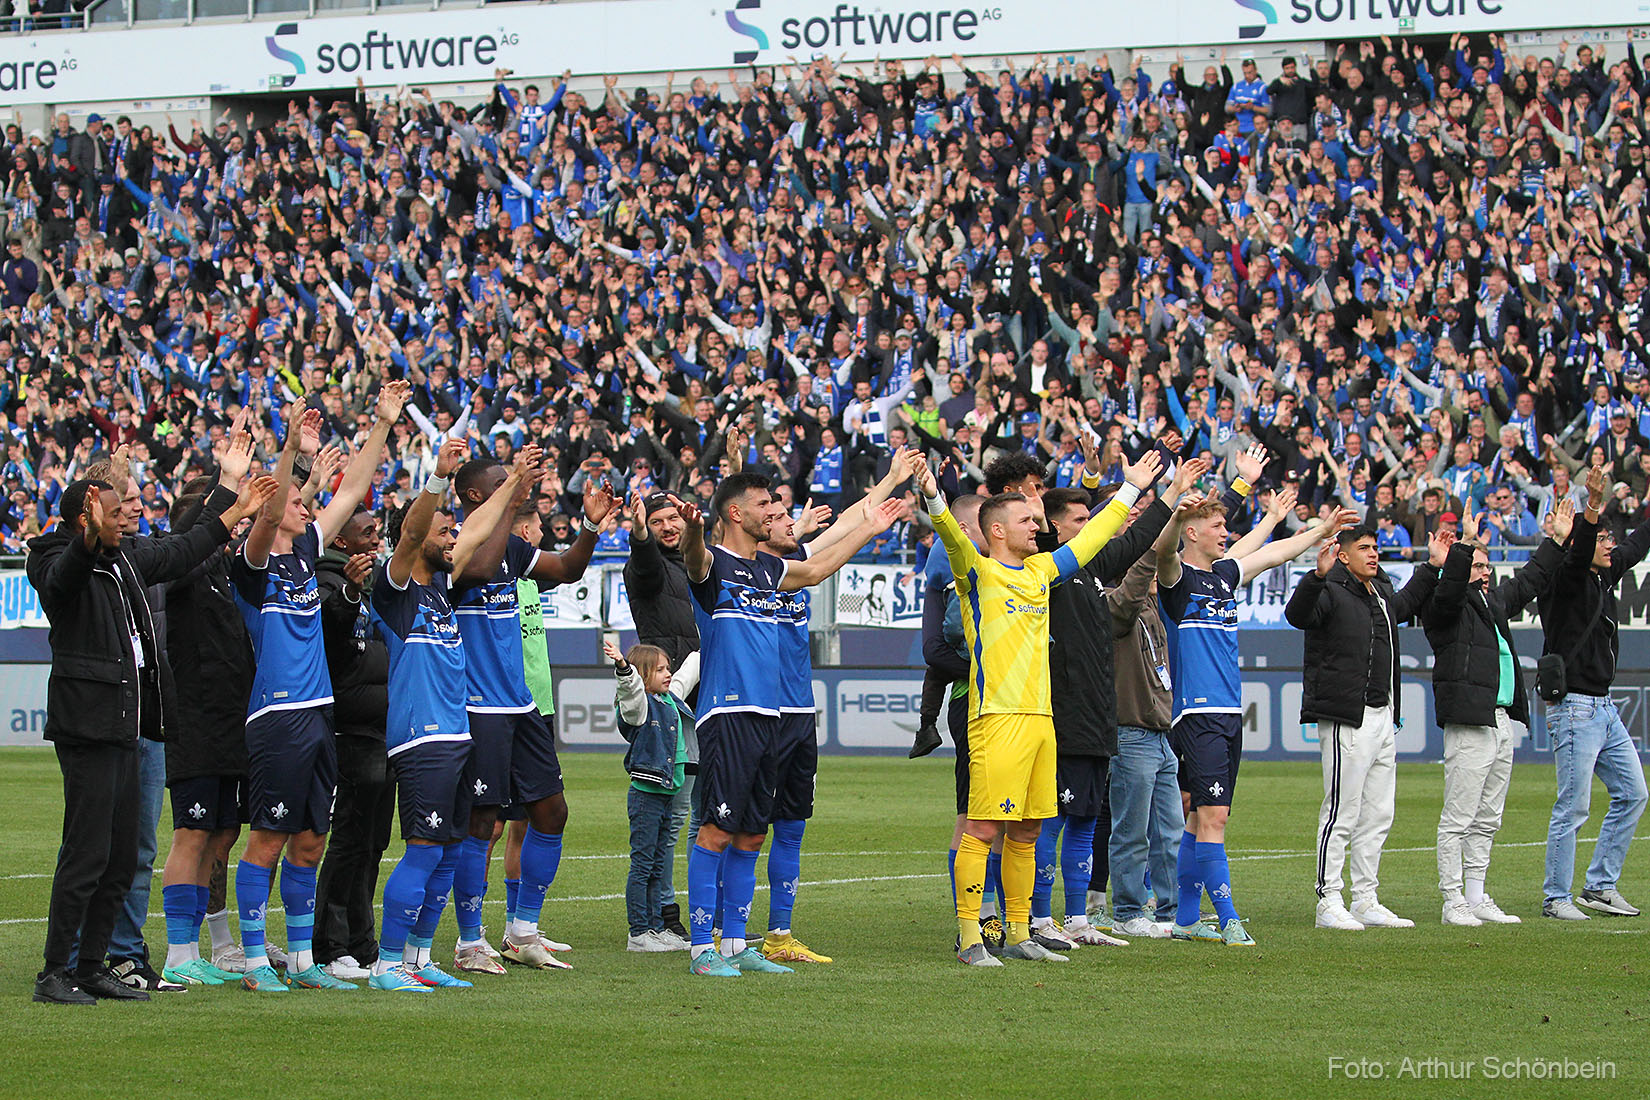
[0,751,1645,1099]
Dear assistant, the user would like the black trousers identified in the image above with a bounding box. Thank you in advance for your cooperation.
[45,742,140,974]
[1089,756,1112,894]
[313,733,395,965]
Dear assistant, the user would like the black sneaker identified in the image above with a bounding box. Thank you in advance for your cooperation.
[660,902,689,941]
[908,723,943,759]
[77,966,150,1001]
[109,957,187,993]
[33,968,96,1006]
[980,916,1005,955]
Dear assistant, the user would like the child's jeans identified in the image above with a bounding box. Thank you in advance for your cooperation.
[627,787,675,934]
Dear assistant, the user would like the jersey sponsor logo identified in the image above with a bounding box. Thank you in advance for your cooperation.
[1002,598,1048,615]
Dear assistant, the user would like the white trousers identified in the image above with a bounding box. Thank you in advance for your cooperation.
[1436,708,1516,900]
[1315,705,1397,904]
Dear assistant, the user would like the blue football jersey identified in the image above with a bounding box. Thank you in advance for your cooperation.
[777,548,813,713]
[1158,557,1243,723]
[231,522,331,721]
[690,544,789,718]
[452,534,541,713]
[372,566,469,756]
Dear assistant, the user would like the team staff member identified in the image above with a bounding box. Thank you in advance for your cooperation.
[1423,505,1570,927]
[27,470,274,1005]
[1285,523,1447,932]
[913,448,1161,967]
[313,506,394,980]
[1538,464,1650,922]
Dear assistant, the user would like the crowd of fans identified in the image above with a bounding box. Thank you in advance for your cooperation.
[4,33,1650,570]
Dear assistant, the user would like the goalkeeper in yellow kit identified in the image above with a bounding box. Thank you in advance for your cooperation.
[907,448,1164,966]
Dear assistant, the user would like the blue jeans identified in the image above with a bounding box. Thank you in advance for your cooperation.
[660,773,694,906]
[1543,695,1649,904]
[627,787,675,934]
[1123,202,1154,243]
[1109,725,1184,923]
[109,737,165,961]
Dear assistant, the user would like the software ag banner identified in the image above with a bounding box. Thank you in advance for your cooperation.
[0,0,1639,105]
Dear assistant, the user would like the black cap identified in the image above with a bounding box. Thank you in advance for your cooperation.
[644,491,676,514]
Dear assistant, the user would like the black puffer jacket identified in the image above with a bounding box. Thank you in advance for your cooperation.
[1423,538,1560,728]
[624,533,698,670]
[1045,498,1171,757]
[1285,560,1439,729]
[26,513,231,747]
[163,485,254,781]
[317,549,389,737]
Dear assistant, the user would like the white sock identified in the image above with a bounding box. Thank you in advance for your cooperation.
[691,944,716,959]
[206,909,233,952]
[1030,916,1053,930]
[507,919,538,940]
[1087,889,1106,911]
[1065,914,1091,929]
[244,947,269,969]
[291,948,314,973]
[371,958,397,977]
[768,927,790,937]
[456,936,486,951]
[718,937,746,958]
[164,943,194,970]
[411,945,431,968]
[979,899,998,919]
[1464,877,1486,907]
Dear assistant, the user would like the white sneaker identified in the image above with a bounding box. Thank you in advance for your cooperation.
[627,931,675,953]
[1064,919,1130,946]
[1115,916,1172,939]
[1470,897,1521,924]
[1442,900,1483,927]
[1316,898,1365,931]
[211,944,248,973]
[325,955,371,980]
[1542,898,1590,921]
[653,929,691,951]
[1350,899,1415,928]
[264,942,290,967]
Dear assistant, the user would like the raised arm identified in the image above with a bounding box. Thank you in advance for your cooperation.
[671,494,712,583]
[1233,507,1355,580]
[910,448,978,577]
[245,405,318,568]
[778,498,903,591]
[389,438,467,588]
[318,379,410,544]
[1051,451,1160,580]
[529,473,616,585]
[453,443,538,583]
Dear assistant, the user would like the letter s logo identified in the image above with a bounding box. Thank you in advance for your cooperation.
[725,0,768,65]
[265,21,305,86]
[1233,0,1276,39]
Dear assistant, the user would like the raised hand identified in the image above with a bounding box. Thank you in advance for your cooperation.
[601,638,626,665]
[667,493,703,531]
[1552,497,1576,542]
[1586,463,1609,511]
[584,481,617,525]
[219,428,255,483]
[798,503,833,537]
[1123,448,1164,489]
[376,379,412,424]
[1169,456,1210,498]
[1234,442,1267,484]
[1460,507,1480,543]
[513,442,545,481]
[905,448,938,497]
[866,497,905,535]
[1315,534,1340,578]
[434,437,468,480]
[296,406,324,456]
[306,444,345,493]
[1428,525,1455,567]
[1267,484,1299,521]
[227,474,280,527]
[81,486,113,550]
[344,552,375,586]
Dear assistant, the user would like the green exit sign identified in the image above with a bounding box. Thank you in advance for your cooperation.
[1398,16,1414,30]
